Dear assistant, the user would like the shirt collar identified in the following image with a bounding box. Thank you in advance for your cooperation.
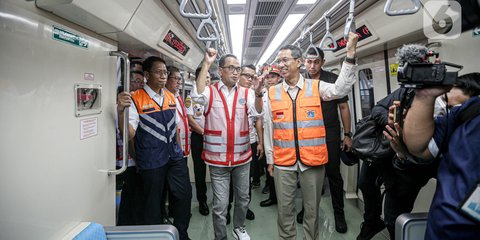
[143,84,163,99]
[282,74,304,92]
[217,79,238,90]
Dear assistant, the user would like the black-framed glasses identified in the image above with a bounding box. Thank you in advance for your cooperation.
[274,57,297,65]
[221,65,242,73]
[150,70,170,76]
[240,73,255,80]
[168,76,182,81]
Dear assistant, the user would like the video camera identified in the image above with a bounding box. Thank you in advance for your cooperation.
[397,51,463,88]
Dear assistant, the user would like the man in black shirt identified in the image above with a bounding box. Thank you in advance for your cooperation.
[297,47,352,233]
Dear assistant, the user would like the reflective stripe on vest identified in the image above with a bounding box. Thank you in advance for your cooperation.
[132,89,183,169]
[269,79,328,166]
[177,95,190,156]
[202,83,252,166]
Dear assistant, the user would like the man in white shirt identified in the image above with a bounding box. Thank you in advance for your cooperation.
[191,49,262,240]
[263,32,358,240]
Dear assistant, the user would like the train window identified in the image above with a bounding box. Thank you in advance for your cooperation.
[358,68,374,117]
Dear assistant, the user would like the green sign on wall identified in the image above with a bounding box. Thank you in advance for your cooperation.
[52,25,89,48]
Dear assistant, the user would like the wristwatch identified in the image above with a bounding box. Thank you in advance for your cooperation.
[345,56,357,64]
[344,132,353,138]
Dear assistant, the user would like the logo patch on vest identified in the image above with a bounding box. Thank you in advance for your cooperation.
[307,110,315,118]
[238,98,246,105]
[142,103,154,110]
[275,112,284,119]
[185,96,192,108]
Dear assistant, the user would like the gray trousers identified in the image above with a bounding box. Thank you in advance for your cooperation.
[210,163,251,240]
[274,165,325,240]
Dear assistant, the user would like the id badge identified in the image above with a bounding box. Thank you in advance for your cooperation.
[459,181,480,223]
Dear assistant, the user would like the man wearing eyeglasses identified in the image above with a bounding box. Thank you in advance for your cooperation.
[294,47,353,233]
[192,50,263,240]
[117,56,191,240]
[263,32,358,240]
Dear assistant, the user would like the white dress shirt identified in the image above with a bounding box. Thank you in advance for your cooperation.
[190,80,261,118]
[263,63,356,172]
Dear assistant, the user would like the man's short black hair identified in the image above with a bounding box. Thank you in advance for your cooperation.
[195,67,210,80]
[305,47,325,60]
[167,66,180,78]
[131,60,143,68]
[218,54,238,68]
[242,64,256,72]
[456,72,480,97]
[143,56,166,72]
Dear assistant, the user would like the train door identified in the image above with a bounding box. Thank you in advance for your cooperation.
[0,1,118,239]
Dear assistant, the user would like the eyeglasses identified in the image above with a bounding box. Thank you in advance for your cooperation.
[150,70,170,76]
[221,65,242,73]
[169,76,182,81]
[274,57,297,65]
[240,73,255,80]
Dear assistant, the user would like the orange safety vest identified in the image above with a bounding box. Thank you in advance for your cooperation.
[202,83,252,167]
[268,79,328,166]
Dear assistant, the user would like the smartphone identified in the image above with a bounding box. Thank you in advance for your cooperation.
[393,106,402,123]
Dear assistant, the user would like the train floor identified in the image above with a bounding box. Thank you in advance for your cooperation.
[188,175,390,240]
[117,175,391,240]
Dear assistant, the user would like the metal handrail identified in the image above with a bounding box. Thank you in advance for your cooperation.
[304,32,320,58]
[319,16,337,51]
[343,0,356,39]
[108,51,129,176]
[196,18,219,42]
[179,0,212,19]
[384,0,421,16]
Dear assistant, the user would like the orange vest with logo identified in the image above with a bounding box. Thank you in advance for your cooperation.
[202,83,252,167]
[268,79,328,166]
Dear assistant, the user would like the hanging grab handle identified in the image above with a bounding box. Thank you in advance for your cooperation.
[179,0,212,19]
[196,18,219,42]
[305,32,321,58]
[319,16,337,51]
[108,51,130,176]
[384,0,421,16]
[344,0,356,39]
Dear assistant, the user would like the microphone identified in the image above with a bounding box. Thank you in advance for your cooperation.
[395,44,429,66]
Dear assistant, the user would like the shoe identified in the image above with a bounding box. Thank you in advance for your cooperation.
[233,226,250,240]
[161,217,173,225]
[226,211,231,225]
[251,180,260,189]
[260,199,277,207]
[262,185,270,194]
[199,201,209,216]
[296,208,304,224]
[356,220,385,240]
[246,209,255,220]
[334,214,348,233]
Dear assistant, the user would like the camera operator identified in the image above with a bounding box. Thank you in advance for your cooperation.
[403,72,480,239]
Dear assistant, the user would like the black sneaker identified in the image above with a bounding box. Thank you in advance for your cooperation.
[251,180,260,189]
[356,221,386,240]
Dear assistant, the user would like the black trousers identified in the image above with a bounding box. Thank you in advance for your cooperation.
[325,139,345,217]
[250,142,261,183]
[359,158,437,239]
[141,158,192,240]
[117,166,144,225]
[191,132,207,203]
[259,151,277,201]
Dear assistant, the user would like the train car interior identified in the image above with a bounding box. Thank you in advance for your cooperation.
[1,0,479,239]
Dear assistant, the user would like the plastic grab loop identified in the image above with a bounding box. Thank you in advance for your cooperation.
[319,17,337,51]
[384,0,420,16]
[179,0,212,19]
[196,18,219,42]
[305,32,320,58]
[344,0,356,39]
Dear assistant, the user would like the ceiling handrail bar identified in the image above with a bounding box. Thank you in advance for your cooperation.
[179,0,212,19]
[291,0,346,47]
[343,0,356,39]
[384,0,421,16]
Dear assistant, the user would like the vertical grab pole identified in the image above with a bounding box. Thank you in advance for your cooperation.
[108,51,130,176]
